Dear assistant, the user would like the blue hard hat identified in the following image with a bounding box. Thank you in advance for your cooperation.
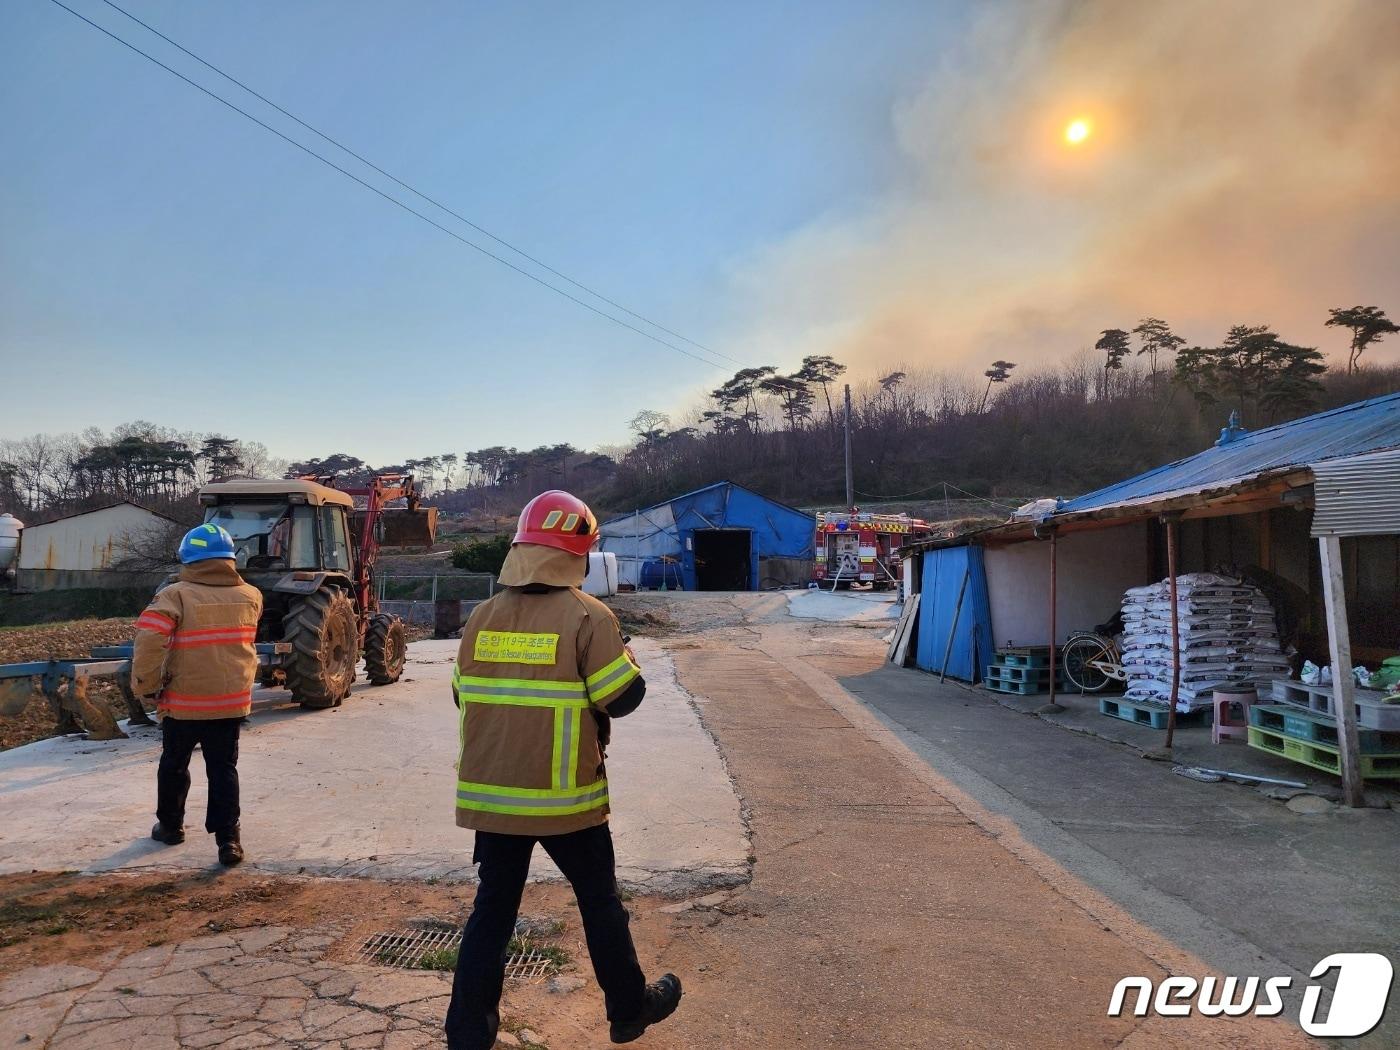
[179,523,236,564]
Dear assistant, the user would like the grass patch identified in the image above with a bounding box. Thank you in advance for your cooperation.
[417,947,459,971]
[507,937,570,969]
[0,901,60,925]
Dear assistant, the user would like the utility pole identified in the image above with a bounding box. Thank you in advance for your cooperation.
[843,383,854,512]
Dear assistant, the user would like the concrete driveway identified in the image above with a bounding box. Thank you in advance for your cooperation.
[0,638,748,893]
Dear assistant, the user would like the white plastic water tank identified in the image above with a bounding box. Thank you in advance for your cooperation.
[582,551,619,597]
[0,513,22,571]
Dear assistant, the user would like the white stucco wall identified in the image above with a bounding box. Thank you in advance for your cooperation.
[984,521,1150,647]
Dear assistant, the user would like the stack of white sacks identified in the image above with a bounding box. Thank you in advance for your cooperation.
[1119,572,1291,711]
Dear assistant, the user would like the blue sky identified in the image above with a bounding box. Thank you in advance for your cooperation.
[5,1,1396,468]
[1,1,966,464]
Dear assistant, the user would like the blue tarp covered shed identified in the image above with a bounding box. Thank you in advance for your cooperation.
[598,482,816,591]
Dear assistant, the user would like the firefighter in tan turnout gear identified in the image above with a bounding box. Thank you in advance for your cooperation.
[132,523,262,867]
[444,491,682,1049]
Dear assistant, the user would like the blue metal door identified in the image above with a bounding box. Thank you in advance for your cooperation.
[914,546,993,682]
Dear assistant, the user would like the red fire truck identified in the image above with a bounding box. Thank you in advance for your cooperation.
[813,511,933,589]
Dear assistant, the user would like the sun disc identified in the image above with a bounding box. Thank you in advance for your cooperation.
[1065,118,1091,145]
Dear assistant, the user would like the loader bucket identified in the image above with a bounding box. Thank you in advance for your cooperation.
[357,507,438,548]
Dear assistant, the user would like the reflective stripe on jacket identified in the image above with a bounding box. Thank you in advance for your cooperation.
[131,560,263,721]
[453,586,640,836]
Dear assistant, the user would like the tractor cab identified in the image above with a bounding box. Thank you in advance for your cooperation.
[199,479,354,581]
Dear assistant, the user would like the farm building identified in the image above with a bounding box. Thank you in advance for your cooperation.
[899,392,1400,805]
[15,502,180,591]
[598,481,816,591]
[902,392,1400,683]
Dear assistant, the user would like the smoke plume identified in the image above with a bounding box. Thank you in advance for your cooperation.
[725,0,1400,376]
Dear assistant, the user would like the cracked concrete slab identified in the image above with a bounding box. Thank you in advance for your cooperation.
[0,638,747,891]
[0,918,468,1049]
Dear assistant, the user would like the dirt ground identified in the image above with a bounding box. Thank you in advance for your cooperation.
[0,592,1312,1048]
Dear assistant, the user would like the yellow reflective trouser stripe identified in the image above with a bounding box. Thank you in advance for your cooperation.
[585,653,640,701]
[456,779,608,817]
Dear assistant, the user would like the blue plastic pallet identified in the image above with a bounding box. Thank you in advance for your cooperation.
[996,648,1054,669]
[1099,697,1204,730]
[986,677,1057,696]
[985,663,1061,684]
[1249,704,1400,755]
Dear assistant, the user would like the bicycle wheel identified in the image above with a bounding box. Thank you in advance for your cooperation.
[1061,636,1113,693]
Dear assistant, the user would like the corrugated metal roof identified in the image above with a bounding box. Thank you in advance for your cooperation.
[1311,448,1400,538]
[1058,392,1400,515]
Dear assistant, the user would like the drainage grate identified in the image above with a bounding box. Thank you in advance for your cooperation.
[503,946,558,981]
[355,925,460,970]
[354,920,559,981]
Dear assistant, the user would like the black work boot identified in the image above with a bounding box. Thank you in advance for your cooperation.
[151,822,185,845]
[216,826,244,867]
[610,973,682,1044]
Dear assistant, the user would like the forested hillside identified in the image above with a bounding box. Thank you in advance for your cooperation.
[5,315,1398,524]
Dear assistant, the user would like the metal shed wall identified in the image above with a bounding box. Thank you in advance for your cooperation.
[1311,449,1400,538]
[15,503,171,591]
[914,545,994,682]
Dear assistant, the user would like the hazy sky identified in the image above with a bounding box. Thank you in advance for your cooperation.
[3,1,1397,465]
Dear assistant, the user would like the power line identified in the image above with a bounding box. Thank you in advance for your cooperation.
[44,0,739,371]
[99,0,744,368]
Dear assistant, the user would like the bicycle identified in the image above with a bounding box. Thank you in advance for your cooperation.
[1060,631,1128,693]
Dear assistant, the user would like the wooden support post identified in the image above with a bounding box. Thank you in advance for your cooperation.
[1319,536,1365,807]
[1038,530,1065,714]
[1048,531,1058,704]
[1163,516,1181,750]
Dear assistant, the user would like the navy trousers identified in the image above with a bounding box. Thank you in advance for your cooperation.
[444,823,646,1050]
[156,716,241,840]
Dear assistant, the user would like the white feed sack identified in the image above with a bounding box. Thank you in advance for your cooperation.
[1118,572,1292,711]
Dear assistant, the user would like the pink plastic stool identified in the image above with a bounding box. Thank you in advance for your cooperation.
[1212,685,1257,744]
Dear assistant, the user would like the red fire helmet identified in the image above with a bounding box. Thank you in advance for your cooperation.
[513,490,599,557]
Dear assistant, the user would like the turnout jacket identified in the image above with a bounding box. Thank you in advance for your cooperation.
[453,579,642,836]
[132,560,263,720]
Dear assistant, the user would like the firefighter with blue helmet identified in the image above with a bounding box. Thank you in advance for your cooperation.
[133,522,262,866]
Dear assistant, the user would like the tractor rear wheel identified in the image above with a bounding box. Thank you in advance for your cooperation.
[364,613,407,685]
[283,589,358,708]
